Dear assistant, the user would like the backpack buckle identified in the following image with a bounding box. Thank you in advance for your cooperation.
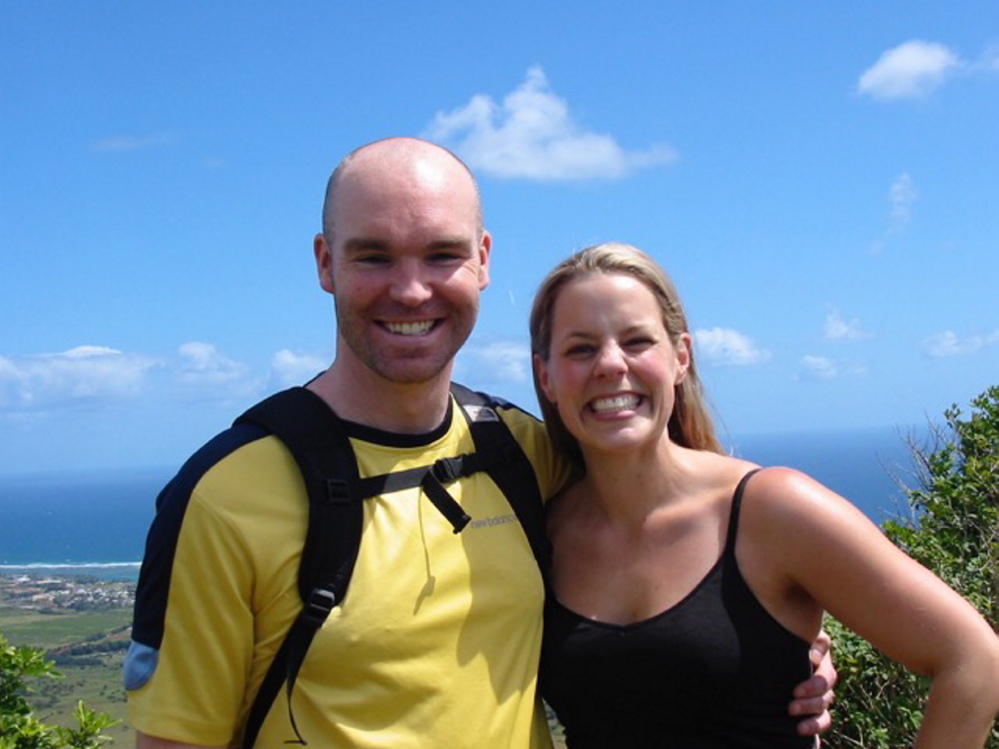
[432,456,464,483]
[302,587,337,628]
[324,478,350,504]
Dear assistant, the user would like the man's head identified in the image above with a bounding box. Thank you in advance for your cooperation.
[314,138,491,388]
[321,138,485,247]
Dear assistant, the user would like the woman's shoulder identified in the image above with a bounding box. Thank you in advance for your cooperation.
[742,466,841,511]
[738,466,871,552]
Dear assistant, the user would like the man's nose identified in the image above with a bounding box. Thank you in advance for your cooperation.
[390,263,433,306]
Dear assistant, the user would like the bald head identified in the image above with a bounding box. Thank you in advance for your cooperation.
[311,137,492,406]
[321,138,484,244]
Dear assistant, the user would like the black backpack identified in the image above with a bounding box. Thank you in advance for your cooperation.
[232,383,549,747]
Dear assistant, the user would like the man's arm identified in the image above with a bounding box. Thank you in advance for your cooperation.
[136,732,226,749]
[789,630,837,737]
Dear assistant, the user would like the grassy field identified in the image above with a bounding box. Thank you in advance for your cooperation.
[1,604,133,743]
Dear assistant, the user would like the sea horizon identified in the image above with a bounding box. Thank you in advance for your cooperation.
[0,424,929,583]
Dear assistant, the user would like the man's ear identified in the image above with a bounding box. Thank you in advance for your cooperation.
[477,230,492,290]
[314,233,335,293]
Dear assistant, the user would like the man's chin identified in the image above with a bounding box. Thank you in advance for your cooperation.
[375,360,452,386]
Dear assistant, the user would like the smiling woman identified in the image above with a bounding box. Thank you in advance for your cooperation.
[529,243,999,749]
[530,243,721,469]
[534,271,689,460]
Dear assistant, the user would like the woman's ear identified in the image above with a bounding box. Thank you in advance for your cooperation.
[534,354,556,403]
[675,332,692,385]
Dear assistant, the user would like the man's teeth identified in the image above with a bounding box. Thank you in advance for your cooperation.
[591,395,640,413]
[386,321,434,336]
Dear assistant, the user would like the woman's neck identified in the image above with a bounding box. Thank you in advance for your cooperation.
[576,438,696,525]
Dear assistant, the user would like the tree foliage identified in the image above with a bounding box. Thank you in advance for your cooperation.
[826,385,999,748]
[0,632,117,749]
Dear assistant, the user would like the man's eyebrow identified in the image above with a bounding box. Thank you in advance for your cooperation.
[342,238,389,253]
[426,238,473,252]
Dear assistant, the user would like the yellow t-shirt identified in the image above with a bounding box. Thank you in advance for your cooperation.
[126,393,568,747]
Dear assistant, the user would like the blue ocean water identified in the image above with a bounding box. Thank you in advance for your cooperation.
[725,425,924,524]
[0,466,171,581]
[0,426,925,582]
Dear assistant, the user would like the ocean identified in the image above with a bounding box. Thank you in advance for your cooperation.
[0,426,925,582]
[0,466,170,582]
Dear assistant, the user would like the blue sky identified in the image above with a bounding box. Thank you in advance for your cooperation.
[2,2,997,476]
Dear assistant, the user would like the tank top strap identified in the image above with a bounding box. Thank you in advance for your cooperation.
[724,468,764,555]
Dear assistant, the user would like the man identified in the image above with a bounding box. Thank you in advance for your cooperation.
[126,137,834,748]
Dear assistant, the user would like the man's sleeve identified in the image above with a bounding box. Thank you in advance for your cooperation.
[125,433,260,746]
[499,405,573,502]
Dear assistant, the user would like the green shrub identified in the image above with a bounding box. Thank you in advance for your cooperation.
[826,385,999,748]
[0,632,117,748]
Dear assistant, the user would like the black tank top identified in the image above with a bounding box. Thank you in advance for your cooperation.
[539,470,813,748]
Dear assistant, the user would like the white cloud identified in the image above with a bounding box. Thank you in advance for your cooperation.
[889,173,918,231]
[270,349,328,388]
[922,329,999,358]
[91,131,180,152]
[425,67,677,181]
[857,40,962,99]
[799,355,839,381]
[166,342,266,405]
[0,342,304,415]
[870,173,919,254]
[458,340,531,383]
[824,309,873,341]
[694,328,772,367]
[0,347,158,412]
[175,342,251,386]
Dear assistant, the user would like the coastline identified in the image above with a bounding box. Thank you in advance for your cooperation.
[0,562,141,583]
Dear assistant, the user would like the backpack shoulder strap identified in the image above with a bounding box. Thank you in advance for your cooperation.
[449,383,550,574]
[235,387,364,748]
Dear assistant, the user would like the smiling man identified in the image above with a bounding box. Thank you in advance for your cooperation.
[310,139,490,427]
[124,138,836,749]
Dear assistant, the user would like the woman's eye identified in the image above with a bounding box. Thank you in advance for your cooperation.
[625,337,654,349]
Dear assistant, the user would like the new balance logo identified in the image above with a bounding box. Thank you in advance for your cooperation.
[468,513,517,529]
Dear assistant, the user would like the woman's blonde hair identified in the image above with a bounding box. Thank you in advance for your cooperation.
[529,242,722,468]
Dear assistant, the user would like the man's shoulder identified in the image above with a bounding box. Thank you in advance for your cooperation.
[156,419,298,517]
[173,423,270,484]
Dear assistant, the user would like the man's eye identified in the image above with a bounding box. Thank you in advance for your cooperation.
[356,255,390,265]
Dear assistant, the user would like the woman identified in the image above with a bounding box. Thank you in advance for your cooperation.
[530,242,999,748]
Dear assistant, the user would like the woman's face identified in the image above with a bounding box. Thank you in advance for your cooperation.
[535,271,690,457]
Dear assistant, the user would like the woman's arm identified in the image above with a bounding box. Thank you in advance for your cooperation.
[746,468,999,749]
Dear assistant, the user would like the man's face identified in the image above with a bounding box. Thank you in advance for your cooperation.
[317,153,491,386]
